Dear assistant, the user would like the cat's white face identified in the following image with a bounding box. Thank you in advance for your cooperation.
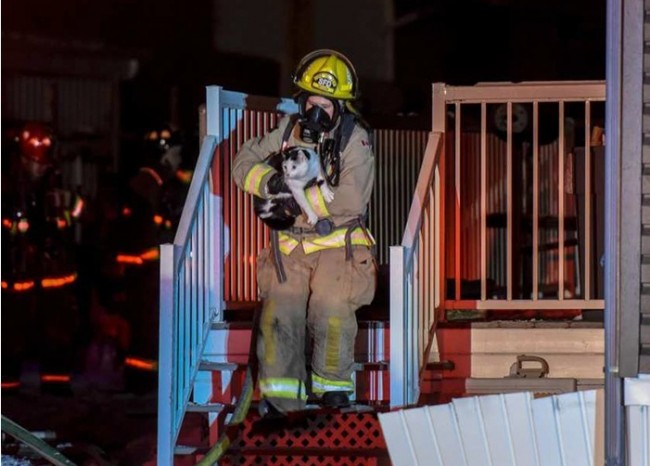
[282,149,312,180]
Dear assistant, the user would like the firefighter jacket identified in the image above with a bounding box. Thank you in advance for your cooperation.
[2,163,80,291]
[232,115,375,253]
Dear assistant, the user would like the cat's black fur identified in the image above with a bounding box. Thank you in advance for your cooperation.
[253,147,329,231]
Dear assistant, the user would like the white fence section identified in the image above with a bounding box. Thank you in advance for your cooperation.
[624,376,650,466]
[379,390,604,466]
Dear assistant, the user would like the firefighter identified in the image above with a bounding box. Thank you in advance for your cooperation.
[232,49,377,416]
[108,123,190,390]
[1,121,82,394]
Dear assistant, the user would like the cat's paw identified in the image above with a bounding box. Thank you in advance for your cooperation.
[321,185,335,203]
[305,211,319,225]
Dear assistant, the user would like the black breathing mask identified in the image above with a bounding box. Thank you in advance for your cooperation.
[298,105,334,143]
[296,93,340,144]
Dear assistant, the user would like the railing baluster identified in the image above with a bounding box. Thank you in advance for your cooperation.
[557,101,566,301]
[481,102,487,300]
[533,101,540,300]
[584,100,592,300]
[507,101,513,301]
[455,103,461,301]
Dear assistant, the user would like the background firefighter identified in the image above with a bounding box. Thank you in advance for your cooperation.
[232,49,377,416]
[1,121,82,394]
[103,123,191,391]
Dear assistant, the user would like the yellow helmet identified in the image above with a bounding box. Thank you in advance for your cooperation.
[292,49,359,100]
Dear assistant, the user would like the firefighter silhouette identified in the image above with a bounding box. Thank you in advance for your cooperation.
[107,123,191,389]
[1,121,84,393]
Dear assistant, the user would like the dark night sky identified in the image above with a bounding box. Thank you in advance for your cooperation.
[3,0,607,127]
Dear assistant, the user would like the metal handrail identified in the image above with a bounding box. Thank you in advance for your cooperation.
[390,132,444,407]
[157,86,298,465]
[158,134,220,465]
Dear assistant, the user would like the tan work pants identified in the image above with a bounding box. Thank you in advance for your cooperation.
[256,244,376,412]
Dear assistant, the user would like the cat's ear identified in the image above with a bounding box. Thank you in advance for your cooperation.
[300,149,311,161]
[295,150,307,163]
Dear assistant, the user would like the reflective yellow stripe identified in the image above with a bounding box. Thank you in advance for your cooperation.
[305,185,330,218]
[278,233,300,255]
[325,316,341,373]
[243,163,274,197]
[259,377,308,400]
[311,374,354,394]
[260,301,277,365]
[278,227,375,255]
[301,227,374,254]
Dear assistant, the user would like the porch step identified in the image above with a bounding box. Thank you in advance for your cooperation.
[211,319,390,330]
[204,319,390,368]
[198,360,454,372]
[186,402,227,413]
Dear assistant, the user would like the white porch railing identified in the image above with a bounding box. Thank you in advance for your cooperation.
[157,87,298,465]
[390,132,444,407]
[389,81,608,408]
[157,134,221,465]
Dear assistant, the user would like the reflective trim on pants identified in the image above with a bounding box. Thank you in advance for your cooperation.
[311,374,354,395]
[259,377,308,400]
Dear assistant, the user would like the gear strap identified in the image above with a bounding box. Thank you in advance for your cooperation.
[280,114,300,151]
[270,230,287,283]
[341,216,375,262]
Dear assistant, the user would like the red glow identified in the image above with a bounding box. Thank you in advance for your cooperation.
[56,218,67,229]
[14,281,35,292]
[41,374,71,383]
[153,214,163,225]
[3,219,13,229]
[1,381,21,389]
[41,273,77,288]
[140,248,159,261]
[27,137,48,148]
[1,282,8,289]
[17,219,29,233]
[117,254,143,265]
[117,248,159,265]
[176,169,193,184]
[125,357,158,371]
[122,206,132,216]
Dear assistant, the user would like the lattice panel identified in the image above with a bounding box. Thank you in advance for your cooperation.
[222,411,387,465]
[222,455,377,466]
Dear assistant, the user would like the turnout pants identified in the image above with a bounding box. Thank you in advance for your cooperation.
[256,244,376,413]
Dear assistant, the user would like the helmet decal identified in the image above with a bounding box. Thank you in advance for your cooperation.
[312,72,338,94]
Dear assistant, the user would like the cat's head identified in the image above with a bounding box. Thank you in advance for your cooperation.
[281,147,316,179]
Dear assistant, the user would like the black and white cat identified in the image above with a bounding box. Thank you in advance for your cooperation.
[253,146,334,231]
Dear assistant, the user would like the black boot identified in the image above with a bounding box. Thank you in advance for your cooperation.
[258,399,287,420]
[321,391,350,409]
